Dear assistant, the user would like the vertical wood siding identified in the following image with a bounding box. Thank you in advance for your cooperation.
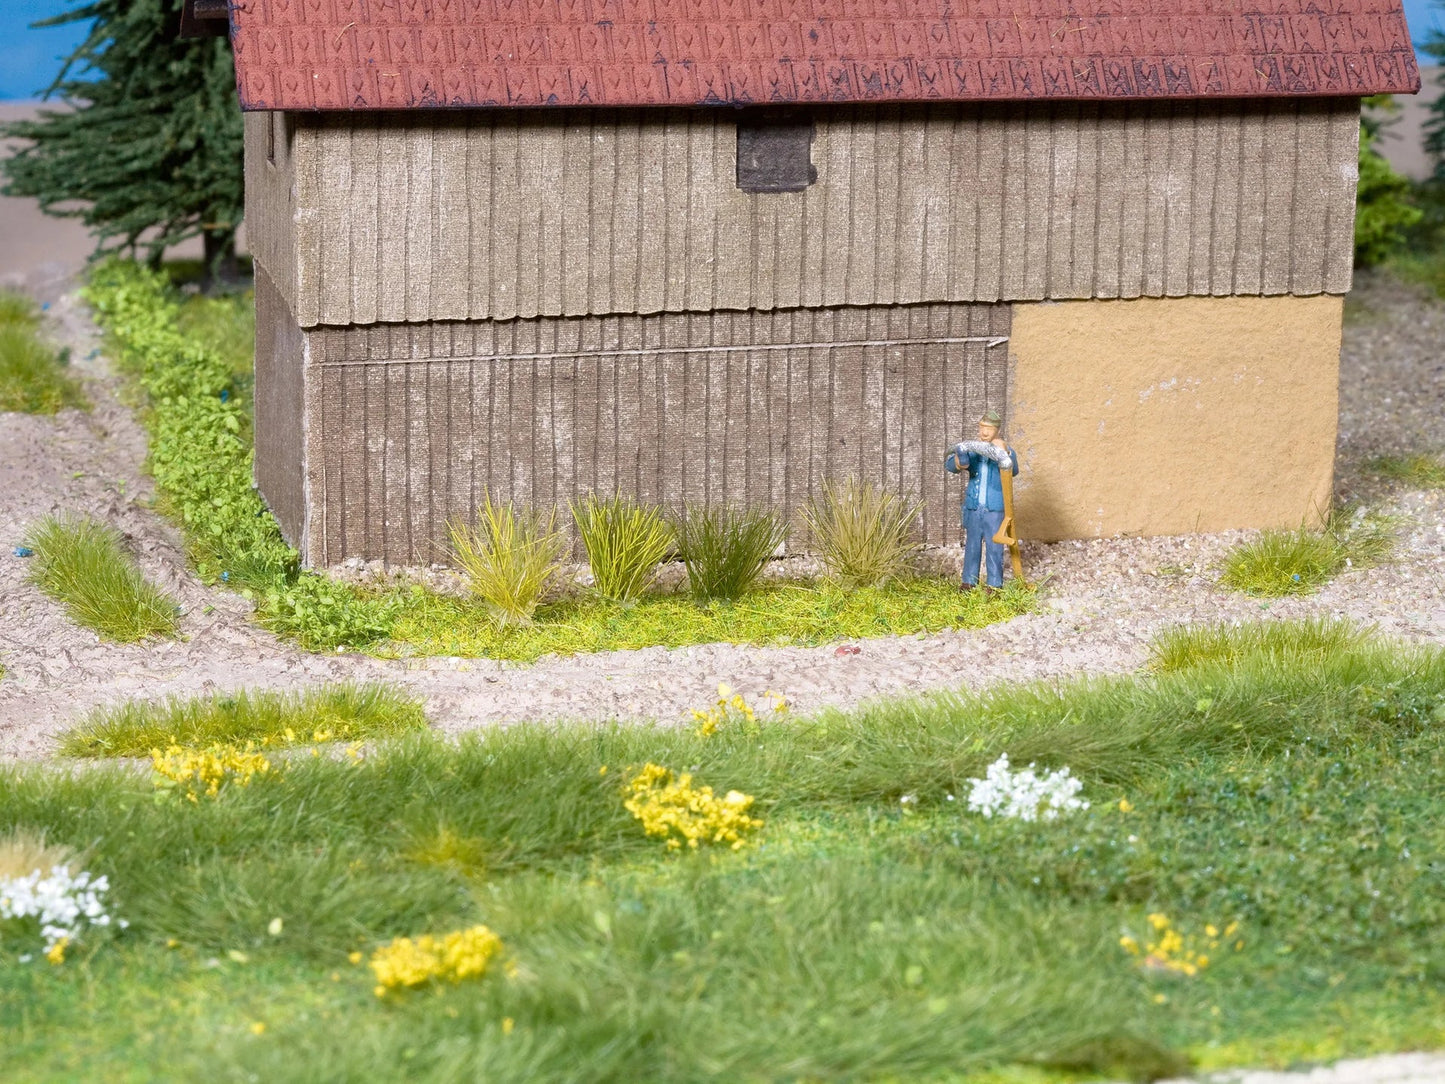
[261,99,1359,330]
[302,303,1009,566]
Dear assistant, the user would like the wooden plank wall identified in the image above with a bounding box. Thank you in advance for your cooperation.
[302,302,1009,566]
[243,112,299,314]
[272,99,1359,329]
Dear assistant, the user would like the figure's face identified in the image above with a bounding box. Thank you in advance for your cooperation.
[977,420,999,442]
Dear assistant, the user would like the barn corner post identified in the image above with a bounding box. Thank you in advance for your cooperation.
[221,4,1416,568]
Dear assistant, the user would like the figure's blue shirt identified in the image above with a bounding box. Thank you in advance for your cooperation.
[945,444,1017,512]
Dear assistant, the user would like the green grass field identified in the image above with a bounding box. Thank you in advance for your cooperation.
[4,620,1445,1081]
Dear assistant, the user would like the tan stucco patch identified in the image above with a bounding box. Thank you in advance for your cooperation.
[1008,295,1343,540]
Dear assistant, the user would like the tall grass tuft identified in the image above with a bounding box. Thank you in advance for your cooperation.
[571,492,673,603]
[1220,507,1394,597]
[0,827,76,879]
[801,476,922,588]
[59,683,428,757]
[1365,452,1445,489]
[0,322,87,415]
[669,502,788,601]
[448,493,565,627]
[24,515,179,642]
[1148,616,1374,673]
[0,290,39,326]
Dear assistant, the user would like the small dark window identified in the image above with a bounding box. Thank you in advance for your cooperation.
[266,112,277,166]
[736,111,816,193]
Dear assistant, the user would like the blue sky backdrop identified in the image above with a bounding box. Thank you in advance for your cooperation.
[1,0,1442,100]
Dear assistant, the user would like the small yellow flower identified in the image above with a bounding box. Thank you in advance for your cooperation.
[1152,993,1168,1004]
[1118,798,1134,813]
[45,937,68,965]
[348,951,364,964]
[268,917,284,936]
[502,1017,515,1035]
[598,765,608,775]
[250,1022,266,1036]
[1205,924,1219,938]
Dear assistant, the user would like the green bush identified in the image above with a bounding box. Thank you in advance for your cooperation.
[670,502,787,601]
[800,476,922,588]
[23,514,179,643]
[1219,508,1394,597]
[448,493,566,627]
[570,492,673,603]
[1355,124,1422,267]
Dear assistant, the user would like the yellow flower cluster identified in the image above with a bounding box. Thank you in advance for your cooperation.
[692,682,788,737]
[368,925,504,997]
[150,743,272,802]
[45,936,68,965]
[1120,913,1242,977]
[624,762,763,850]
[258,721,357,747]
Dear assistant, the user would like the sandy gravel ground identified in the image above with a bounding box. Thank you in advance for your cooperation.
[1,272,1443,759]
[1162,1053,1445,1084]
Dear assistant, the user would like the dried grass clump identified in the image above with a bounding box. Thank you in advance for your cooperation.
[0,828,76,880]
[801,477,922,589]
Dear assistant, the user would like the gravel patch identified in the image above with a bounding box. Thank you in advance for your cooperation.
[0,272,1442,761]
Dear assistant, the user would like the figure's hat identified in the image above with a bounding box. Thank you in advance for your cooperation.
[980,410,1002,425]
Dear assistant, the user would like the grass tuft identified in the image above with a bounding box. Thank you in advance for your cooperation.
[23,514,179,643]
[0,827,76,880]
[1219,507,1394,597]
[570,492,673,603]
[0,290,39,326]
[0,306,87,415]
[1148,617,1374,673]
[1364,452,1445,490]
[448,493,566,628]
[800,476,922,588]
[670,503,788,601]
[58,683,428,757]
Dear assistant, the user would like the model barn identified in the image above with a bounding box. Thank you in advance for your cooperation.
[202,0,1419,567]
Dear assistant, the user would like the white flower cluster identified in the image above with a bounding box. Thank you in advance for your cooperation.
[965,754,1089,821]
[0,866,126,954]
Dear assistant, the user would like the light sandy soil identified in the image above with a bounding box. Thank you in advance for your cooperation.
[0,272,1441,760]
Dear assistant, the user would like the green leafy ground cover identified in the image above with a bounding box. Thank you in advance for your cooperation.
[3,621,1445,1081]
[83,261,1033,657]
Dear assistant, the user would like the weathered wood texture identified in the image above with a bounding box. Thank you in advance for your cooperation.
[298,302,1009,566]
[253,263,309,550]
[243,112,300,318]
[250,98,1360,329]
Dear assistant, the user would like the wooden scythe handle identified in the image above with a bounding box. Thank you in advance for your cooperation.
[992,466,1026,585]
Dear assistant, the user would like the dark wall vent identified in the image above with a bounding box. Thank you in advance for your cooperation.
[736,112,816,194]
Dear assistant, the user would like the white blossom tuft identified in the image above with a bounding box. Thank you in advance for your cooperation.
[965,754,1089,822]
[0,866,127,957]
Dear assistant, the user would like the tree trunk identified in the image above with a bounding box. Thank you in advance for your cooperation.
[201,229,241,293]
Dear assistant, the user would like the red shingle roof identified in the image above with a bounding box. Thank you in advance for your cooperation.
[228,0,1421,111]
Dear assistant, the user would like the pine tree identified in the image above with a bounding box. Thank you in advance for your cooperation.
[0,0,244,279]
[1426,5,1445,182]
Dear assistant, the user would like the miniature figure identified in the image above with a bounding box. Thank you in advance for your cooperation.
[945,411,1018,591]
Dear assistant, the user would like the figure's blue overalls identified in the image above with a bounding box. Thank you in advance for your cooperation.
[945,443,1018,588]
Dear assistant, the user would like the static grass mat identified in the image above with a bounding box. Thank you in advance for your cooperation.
[1219,509,1395,598]
[381,577,1035,661]
[23,515,179,643]
[5,621,1445,1082]
[58,683,428,757]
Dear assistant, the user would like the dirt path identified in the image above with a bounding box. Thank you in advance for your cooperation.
[1,274,1442,760]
